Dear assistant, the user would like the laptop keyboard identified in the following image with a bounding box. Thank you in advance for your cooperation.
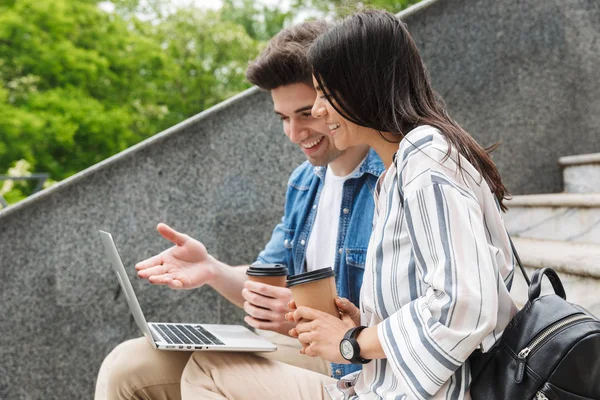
[153,324,225,346]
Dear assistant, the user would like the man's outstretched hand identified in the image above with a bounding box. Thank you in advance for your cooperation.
[135,223,218,290]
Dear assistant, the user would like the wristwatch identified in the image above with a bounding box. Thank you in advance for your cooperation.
[340,326,371,364]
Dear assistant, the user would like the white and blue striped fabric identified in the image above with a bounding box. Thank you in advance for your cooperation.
[352,125,518,399]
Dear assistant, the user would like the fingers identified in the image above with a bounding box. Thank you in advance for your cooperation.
[244,280,292,300]
[287,299,297,310]
[135,253,164,271]
[335,297,360,317]
[284,310,312,323]
[157,223,188,247]
[297,333,318,357]
[137,263,169,279]
[243,301,279,322]
[243,316,284,331]
[145,272,185,289]
[299,341,309,355]
[341,312,355,324]
[167,279,183,289]
[242,288,279,312]
[242,283,297,335]
[242,282,292,315]
[147,273,171,284]
[283,311,298,323]
[291,306,320,322]
[294,319,315,335]
[244,315,270,330]
[147,274,171,285]
[145,273,180,288]
[303,343,318,357]
[297,331,317,346]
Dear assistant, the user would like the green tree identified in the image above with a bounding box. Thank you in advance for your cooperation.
[0,0,159,179]
[220,0,290,41]
[145,7,262,123]
[291,0,421,18]
[0,0,263,187]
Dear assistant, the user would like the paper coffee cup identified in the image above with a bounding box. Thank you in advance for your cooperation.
[287,268,340,318]
[246,264,288,287]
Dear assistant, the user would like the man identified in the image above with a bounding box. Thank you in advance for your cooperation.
[95,20,383,400]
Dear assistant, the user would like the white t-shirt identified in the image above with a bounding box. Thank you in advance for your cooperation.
[305,160,364,272]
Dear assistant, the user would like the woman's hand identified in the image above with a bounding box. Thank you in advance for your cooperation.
[286,297,360,323]
[286,303,357,364]
[335,297,361,326]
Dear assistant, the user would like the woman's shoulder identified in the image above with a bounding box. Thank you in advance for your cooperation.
[396,125,438,160]
[395,125,481,195]
[395,125,449,175]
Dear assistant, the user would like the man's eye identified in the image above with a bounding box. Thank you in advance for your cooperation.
[301,113,313,118]
[280,116,289,122]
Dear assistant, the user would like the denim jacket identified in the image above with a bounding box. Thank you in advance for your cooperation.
[255,149,384,378]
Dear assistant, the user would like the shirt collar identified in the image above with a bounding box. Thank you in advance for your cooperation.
[313,148,384,180]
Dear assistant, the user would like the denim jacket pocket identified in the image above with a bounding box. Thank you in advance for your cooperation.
[346,248,367,268]
[345,248,367,306]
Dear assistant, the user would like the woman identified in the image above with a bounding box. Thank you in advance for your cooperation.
[180,10,517,400]
[288,9,518,399]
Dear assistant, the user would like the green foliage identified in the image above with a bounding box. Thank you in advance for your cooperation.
[148,7,262,123]
[290,0,420,18]
[0,0,263,181]
[0,0,422,195]
[0,159,50,207]
[221,0,291,41]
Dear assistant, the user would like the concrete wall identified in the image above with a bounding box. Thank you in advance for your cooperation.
[1,0,599,398]
[404,0,600,195]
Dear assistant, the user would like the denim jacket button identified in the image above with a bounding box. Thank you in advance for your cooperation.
[343,208,350,214]
[300,239,306,246]
[335,368,342,376]
[338,248,343,254]
[312,204,317,210]
[283,239,289,246]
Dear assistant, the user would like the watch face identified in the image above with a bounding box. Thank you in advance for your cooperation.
[340,339,354,360]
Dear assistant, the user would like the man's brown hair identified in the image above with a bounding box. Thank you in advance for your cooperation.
[246,20,329,90]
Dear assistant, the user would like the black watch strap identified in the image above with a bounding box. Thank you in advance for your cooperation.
[342,326,371,364]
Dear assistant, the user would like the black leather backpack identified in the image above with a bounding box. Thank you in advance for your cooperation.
[469,242,600,400]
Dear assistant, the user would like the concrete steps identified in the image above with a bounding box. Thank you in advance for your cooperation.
[509,238,600,316]
[504,193,600,244]
[505,152,600,316]
[512,237,600,278]
[559,152,600,193]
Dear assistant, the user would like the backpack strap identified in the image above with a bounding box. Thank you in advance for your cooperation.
[528,267,566,301]
[508,235,531,286]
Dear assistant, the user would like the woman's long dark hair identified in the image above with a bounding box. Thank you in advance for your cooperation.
[307,10,508,210]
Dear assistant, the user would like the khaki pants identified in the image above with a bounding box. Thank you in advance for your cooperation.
[95,331,330,400]
[181,351,337,400]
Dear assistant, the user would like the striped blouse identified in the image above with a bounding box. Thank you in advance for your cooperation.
[351,125,517,399]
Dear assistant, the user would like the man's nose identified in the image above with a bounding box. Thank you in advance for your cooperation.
[289,120,308,143]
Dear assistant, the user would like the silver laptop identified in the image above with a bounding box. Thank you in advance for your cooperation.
[99,230,276,352]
